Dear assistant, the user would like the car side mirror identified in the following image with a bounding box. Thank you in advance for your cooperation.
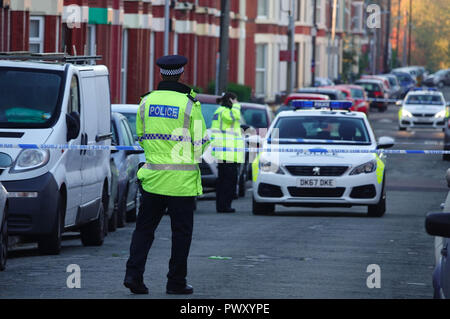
[377,136,394,149]
[425,212,450,237]
[395,100,402,106]
[66,111,80,142]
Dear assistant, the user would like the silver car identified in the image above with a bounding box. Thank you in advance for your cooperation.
[0,182,8,271]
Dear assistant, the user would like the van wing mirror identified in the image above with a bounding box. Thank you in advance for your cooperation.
[66,112,80,142]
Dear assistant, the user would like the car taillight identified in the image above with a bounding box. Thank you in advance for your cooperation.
[374,91,383,97]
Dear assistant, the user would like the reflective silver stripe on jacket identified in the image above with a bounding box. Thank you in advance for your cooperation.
[143,163,198,171]
[139,96,148,135]
[184,99,194,130]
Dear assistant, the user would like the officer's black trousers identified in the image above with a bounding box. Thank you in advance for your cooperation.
[216,162,239,211]
[125,189,195,290]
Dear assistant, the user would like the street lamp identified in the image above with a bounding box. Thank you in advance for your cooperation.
[281,0,295,95]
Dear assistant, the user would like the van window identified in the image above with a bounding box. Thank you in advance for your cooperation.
[0,68,63,127]
[68,76,80,114]
[123,119,135,146]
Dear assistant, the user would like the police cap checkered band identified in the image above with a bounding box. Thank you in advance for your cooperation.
[160,67,184,76]
[156,55,188,76]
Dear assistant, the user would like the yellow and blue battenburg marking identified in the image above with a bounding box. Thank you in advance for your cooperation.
[148,105,180,119]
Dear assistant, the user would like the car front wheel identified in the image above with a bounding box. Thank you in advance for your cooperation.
[368,180,386,218]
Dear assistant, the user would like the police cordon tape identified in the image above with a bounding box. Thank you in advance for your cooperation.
[1,143,450,155]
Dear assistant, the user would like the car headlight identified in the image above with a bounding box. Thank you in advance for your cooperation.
[11,149,50,173]
[259,159,284,174]
[434,110,446,118]
[349,160,377,175]
[401,109,413,118]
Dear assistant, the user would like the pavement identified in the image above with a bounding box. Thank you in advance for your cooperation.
[0,87,449,299]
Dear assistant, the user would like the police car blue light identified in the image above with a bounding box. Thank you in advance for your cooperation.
[412,87,438,92]
[292,100,353,110]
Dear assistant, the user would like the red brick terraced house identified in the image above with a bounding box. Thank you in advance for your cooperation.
[0,0,374,104]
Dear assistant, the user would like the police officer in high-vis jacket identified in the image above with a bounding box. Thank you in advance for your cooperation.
[124,55,210,295]
[211,92,244,213]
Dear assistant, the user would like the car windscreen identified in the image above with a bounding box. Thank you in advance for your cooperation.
[270,116,371,145]
[298,91,339,100]
[122,112,138,141]
[241,107,268,128]
[350,88,364,99]
[393,72,413,82]
[0,68,64,128]
[405,94,444,105]
[200,103,221,128]
[356,82,380,92]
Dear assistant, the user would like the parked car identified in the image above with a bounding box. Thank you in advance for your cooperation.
[277,93,330,115]
[314,77,335,87]
[196,94,251,197]
[354,79,388,112]
[392,66,420,83]
[333,84,370,115]
[0,55,112,255]
[240,102,274,137]
[296,87,346,101]
[423,69,450,88]
[361,75,391,99]
[391,71,416,97]
[379,74,402,100]
[425,169,450,299]
[0,183,7,271]
[109,112,143,229]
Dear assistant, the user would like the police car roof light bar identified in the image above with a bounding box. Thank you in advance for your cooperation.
[411,87,438,92]
[292,100,353,111]
[0,52,102,64]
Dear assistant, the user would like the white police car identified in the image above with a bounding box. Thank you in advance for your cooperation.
[398,88,449,131]
[251,100,395,217]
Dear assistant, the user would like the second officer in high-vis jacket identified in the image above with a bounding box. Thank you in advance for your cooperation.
[211,92,244,213]
[124,55,210,295]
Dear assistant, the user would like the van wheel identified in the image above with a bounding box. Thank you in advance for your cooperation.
[0,209,7,271]
[38,195,64,255]
[252,197,275,215]
[80,203,106,246]
[126,190,138,223]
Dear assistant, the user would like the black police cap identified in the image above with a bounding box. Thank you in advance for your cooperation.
[156,55,188,76]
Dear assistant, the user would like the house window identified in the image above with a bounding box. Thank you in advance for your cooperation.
[316,0,322,25]
[296,0,302,21]
[29,16,44,53]
[257,0,269,18]
[255,44,268,97]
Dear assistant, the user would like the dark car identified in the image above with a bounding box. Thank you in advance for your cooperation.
[354,79,388,112]
[109,112,143,230]
[423,69,450,88]
[391,71,416,97]
[425,169,450,299]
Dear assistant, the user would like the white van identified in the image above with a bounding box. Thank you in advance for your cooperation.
[0,54,111,254]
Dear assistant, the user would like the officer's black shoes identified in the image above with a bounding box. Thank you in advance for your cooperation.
[217,208,236,213]
[124,277,149,295]
[166,284,194,295]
